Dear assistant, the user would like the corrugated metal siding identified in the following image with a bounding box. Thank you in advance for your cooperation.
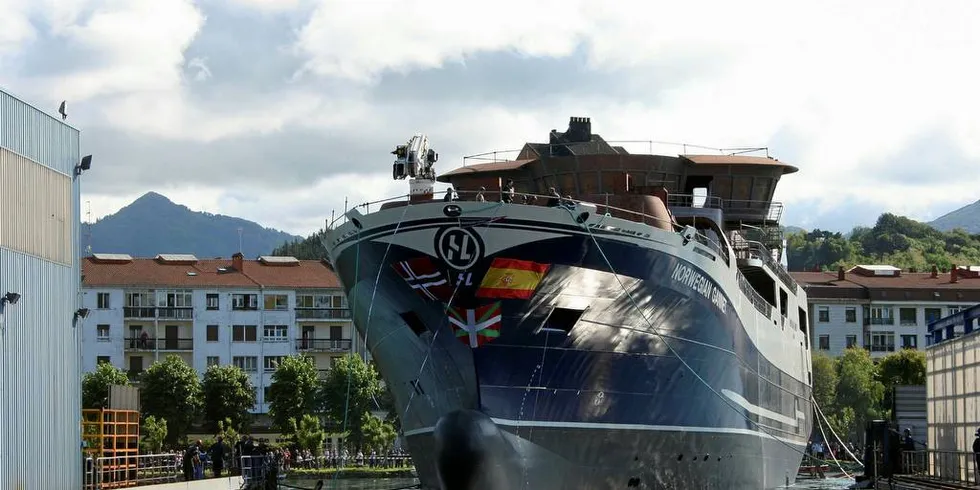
[0,90,79,175]
[0,149,73,264]
[0,88,81,490]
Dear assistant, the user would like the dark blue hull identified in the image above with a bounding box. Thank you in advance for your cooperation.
[329,216,811,489]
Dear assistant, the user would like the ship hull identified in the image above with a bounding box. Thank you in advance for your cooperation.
[325,201,812,489]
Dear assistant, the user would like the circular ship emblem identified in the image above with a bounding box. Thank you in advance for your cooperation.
[434,226,483,270]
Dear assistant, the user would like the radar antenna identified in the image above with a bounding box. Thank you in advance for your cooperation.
[392,133,438,200]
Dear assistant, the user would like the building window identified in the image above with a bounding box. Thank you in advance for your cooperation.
[263,387,271,402]
[296,294,334,308]
[233,356,258,372]
[901,335,918,349]
[264,356,284,372]
[206,294,219,310]
[899,308,917,326]
[160,290,193,308]
[925,308,942,324]
[97,293,110,309]
[207,325,219,342]
[96,356,111,365]
[264,294,288,310]
[207,356,220,367]
[867,307,894,325]
[332,295,345,308]
[868,332,895,352]
[232,325,257,342]
[263,325,288,342]
[97,324,110,341]
[817,335,830,350]
[126,291,155,307]
[232,294,258,310]
[845,308,856,323]
[846,335,857,349]
[817,307,830,323]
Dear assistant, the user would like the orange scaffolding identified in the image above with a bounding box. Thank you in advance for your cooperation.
[82,409,140,488]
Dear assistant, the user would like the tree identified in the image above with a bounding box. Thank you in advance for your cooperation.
[835,348,885,440]
[361,412,397,454]
[202,364,256,432]
[288,414,327,456]
[267,355,320,432]
[216,418,240,447]
[319,354,383,451]
[811,352,838,413]
[140,355,204,445]
[878,349,927,387]
[141,415,168,453]
[81,362,131,409]
[878,349,927,413]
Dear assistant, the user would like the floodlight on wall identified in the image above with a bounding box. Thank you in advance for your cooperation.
[74,155,93,176]
[2,292,20,305]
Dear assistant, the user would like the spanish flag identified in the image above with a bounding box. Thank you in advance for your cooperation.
[476,258,550,299]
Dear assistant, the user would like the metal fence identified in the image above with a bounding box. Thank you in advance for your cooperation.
[901,449,979,483]
[83,453,180,490]
[240,454,286,489]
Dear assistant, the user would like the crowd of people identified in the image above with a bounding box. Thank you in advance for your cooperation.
[176,434,413,481]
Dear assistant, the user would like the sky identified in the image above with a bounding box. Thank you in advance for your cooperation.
[2,0,980,237]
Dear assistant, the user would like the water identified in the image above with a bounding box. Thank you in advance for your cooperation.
[788,477,853,489]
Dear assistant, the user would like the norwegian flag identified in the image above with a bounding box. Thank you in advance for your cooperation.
[392,257,453,302]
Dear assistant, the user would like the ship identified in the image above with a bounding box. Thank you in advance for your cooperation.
[323,117,813,489]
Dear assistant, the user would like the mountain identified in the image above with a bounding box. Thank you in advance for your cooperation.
[83,192,303,258]
[929,199,980,234]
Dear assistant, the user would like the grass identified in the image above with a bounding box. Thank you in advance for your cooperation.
[287,466,416,479]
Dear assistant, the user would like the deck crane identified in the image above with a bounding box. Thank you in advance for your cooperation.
[392,133,439,198]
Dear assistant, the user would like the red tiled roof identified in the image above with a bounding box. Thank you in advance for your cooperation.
[791,270,980,290]
[82,256,341,289]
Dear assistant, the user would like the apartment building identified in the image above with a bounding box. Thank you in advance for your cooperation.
[791,264,980,358]
[80,251,360,413]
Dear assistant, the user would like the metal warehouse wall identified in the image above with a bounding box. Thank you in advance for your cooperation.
[0,88,82,490]
[927,332,980,462]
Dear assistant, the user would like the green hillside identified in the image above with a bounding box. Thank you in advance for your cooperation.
[786,213,980,272]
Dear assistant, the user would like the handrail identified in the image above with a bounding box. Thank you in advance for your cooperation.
[328,189,733,264]
[459,141,770,164]
[736,269,773,317]
[732,239,798,294]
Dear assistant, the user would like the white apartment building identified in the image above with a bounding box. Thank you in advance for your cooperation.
[80,252,361,413]
[792,264,980,358]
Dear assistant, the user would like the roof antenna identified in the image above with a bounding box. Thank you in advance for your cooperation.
[237,227,243,254]
[343,197,348,223]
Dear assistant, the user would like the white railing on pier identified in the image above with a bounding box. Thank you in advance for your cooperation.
[83,453,180,490]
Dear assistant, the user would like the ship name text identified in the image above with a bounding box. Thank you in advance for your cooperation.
[671,263,728,314]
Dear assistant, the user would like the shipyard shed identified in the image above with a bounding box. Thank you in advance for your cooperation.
[0,88,84,489]
[926,303,980,480]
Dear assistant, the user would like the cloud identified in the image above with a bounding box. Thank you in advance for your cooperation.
[3,0,980,237]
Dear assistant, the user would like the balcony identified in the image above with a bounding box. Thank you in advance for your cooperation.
[863,317,895,326]
[123,307,194,320]
[127,370,143,381]
[295,308,351,320]
[296,339,352,352]
[124,337,194,351]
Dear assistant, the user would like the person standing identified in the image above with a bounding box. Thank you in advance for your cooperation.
[210,436,227,478]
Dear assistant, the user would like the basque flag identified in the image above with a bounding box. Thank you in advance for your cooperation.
[448,302,502,348]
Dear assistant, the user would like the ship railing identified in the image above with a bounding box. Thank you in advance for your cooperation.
[459,142,769,164]
[736,269,773,318]
[329,190,730,264]
[732,239,798,294]
[665,194,783,224]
